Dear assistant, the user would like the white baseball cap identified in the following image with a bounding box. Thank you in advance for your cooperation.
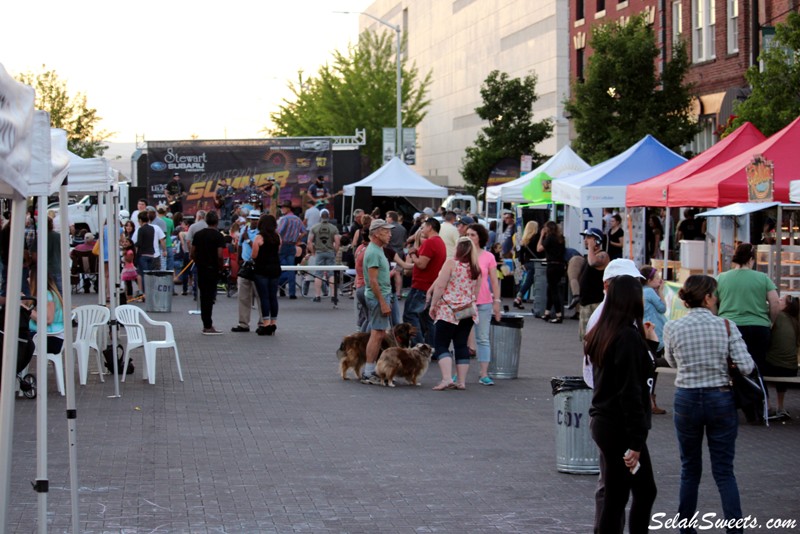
[603,259,645,282]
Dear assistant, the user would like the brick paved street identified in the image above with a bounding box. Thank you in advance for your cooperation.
[6,291,800,533]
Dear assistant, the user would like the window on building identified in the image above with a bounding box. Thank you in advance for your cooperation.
[727,0,739,53]
[577,48,585,82]
[597,0,605,13]
[686,117,717,155]
[672,1,683,47]
[577,0,584,20]
[692,0,716,62]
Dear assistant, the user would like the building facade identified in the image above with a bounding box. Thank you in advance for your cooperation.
[362,0,571,188]
[569,0,799,154]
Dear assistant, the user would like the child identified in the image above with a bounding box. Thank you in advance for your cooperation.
[121,249,138,298]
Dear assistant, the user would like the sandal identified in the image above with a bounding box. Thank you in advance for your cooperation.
[432,381,457,391]
[541,313,551,321]
[455,383,466,390]
[512,298,525,309]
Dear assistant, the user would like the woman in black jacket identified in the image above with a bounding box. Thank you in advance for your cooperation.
[584,274,658,533]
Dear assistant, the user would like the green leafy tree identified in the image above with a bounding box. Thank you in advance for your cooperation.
[565,14,698,164]
[460,70,553,196]
[16,66,110,158]
[726,12,800,136]
[270,30,432,171]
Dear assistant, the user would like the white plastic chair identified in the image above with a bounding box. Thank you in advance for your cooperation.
[115,305,183,385]
[72,305,110,385]
[33,343,65,396]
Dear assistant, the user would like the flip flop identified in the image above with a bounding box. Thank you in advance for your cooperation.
[432,381,457,391]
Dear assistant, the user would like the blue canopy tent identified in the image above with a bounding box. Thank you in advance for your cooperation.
[550,135,686,253]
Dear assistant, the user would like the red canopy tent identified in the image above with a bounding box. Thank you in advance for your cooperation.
[625,122,765,207]
[667,116,800,207]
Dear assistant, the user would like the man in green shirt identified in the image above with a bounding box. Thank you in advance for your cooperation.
[158,205,176,274]
[361,218,394,385]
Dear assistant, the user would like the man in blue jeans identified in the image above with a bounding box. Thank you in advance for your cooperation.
[276,200,305,299]
[403,218,446,345]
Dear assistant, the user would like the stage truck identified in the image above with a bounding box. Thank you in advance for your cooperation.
[143,138,361,221]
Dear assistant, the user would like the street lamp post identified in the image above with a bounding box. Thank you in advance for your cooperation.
[337,11,402,158]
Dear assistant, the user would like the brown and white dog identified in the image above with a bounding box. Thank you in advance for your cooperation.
[375,343,433,387]
[336,323,418,380]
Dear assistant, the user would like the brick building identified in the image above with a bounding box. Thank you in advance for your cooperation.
[569,0,799,152]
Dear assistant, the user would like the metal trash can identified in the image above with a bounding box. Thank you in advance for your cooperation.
[488,313,524,379]
[551,377,599,474]
[532,259,547,317]
[144,270,173,313]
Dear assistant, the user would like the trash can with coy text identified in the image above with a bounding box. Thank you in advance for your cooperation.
[551,376,599,474]
[488,313,524,379]
[144,270,173,313]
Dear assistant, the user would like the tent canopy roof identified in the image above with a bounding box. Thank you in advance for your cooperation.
[625,122,766,207]
[343,157,448,198]
[485,146,590,202]
[667,116,800,207]
[551,135,686,209]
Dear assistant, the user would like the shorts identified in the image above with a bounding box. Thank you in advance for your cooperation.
[365,294,391,331]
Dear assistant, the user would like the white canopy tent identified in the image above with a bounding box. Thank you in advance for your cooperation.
[0,64,83,533]
[343,157,448,198]
[485,146,590,203]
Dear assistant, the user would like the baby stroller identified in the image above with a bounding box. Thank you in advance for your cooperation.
[0,303,37,399]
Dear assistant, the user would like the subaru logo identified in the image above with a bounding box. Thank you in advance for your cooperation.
[299,140,330,152]
[150,162,167,171]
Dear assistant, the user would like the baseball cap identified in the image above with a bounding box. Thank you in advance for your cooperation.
[280,200,292,209]
[84,233,95,242]
[423,207,435,217]
[248,210,261,220]
[580,228,604,242]
[369,218,395,232]
[119,210,130,221]
[603,259,645,282]
[146,205,156,212]
[172,172,180,176]
[413,212,421,219]
[457,215,475,226]
[320,209,330,218]
[237,216,246,225]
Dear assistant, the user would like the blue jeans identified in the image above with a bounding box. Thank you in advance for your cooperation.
[402,288,435,345]
[475,303,492,363]
[674,387,742,534]
[278,243,296,297]
[253,275,280,320]
[137,256,159,294]
[516,261,535,300]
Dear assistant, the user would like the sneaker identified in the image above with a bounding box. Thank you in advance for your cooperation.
[360,373,383,386]
[231,325,250,332]
[479,376,495,386]
[202,328,223,336]
[289,295,297,300]
[312,296,321,302]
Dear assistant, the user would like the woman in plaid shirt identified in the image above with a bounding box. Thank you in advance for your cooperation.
[663,275,755,533]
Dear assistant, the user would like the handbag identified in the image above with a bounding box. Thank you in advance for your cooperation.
[448,301,476,321]
[92,240,101,256]
[724,319,768,424]
[238,259,256,280]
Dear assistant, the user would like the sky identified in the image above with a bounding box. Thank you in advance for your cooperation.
[2,0,373,143]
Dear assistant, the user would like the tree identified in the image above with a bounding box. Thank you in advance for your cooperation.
[269,30,432,171]
[460,70,553,196]
[564,15,698,164]
[16,66,110,158]
[726,12,800,136]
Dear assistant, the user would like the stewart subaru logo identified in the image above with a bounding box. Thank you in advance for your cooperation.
[150,161,167,171]
[299,140,330,152]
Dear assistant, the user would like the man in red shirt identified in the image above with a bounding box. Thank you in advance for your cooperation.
[403,218,446,345]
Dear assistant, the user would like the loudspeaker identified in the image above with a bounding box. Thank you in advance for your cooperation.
[353,186,372,213]
[128,187,147,212]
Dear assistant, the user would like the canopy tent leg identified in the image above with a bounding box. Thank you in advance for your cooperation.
[0,199,31,532]
[58,182,81,533]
